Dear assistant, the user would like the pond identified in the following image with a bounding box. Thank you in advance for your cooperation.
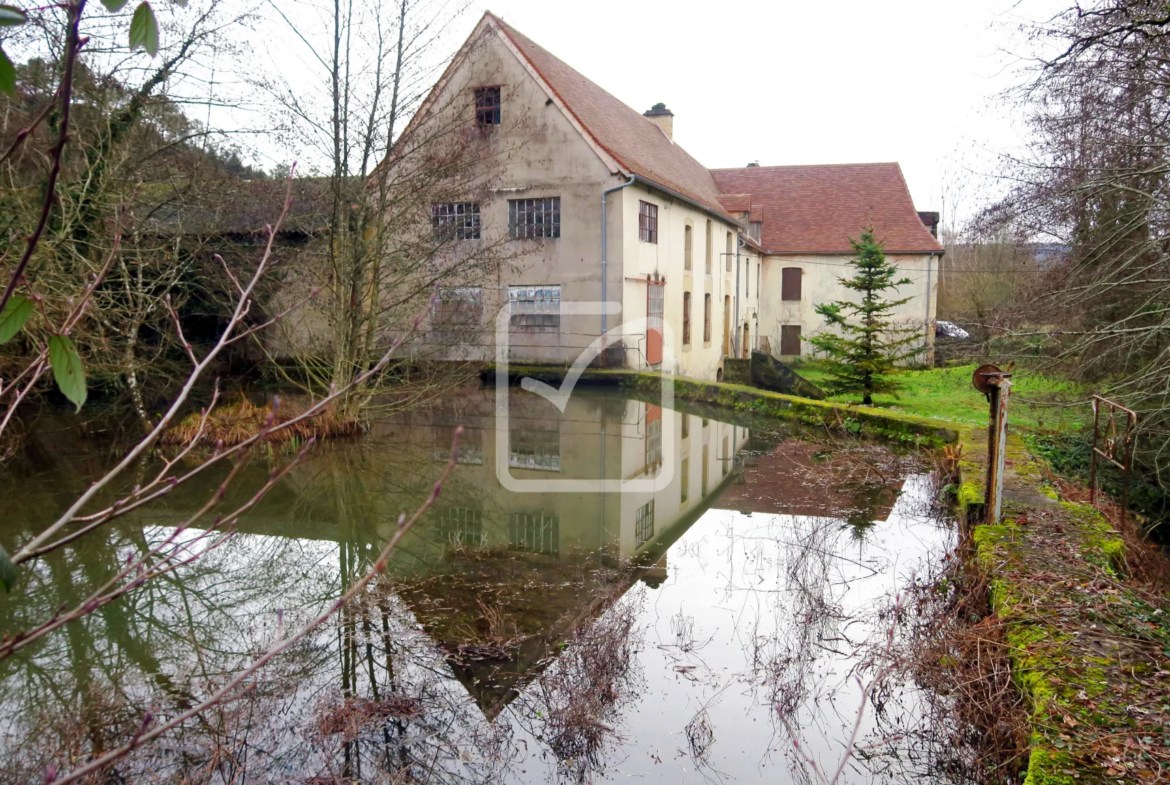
[0,386,954,783]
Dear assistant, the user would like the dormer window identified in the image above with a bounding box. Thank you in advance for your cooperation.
[475,86,501,126]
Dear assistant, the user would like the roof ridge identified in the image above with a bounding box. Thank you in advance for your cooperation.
[486,14,733,221]
[489,14,658,135]
[710,162,900,172]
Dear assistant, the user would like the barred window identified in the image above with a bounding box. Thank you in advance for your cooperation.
[701,444,709,496]
[680,457,689,504]
[726,231,734,271]
[635,499,655,548]
[508,284,560,331]
[509,512,559,553]
[684,224,693,270]
[703,293,712,343]
[639,201,658,243]
[433,421,483,465]
[431,203,480,240]
[645,405,662,468]
[438,507,483,546]
[705,219,713,274]
[474,86,500,126]
[682,291,691,345]
[509,422,560,472]
[509,197,560,239]
[434,287,483,330]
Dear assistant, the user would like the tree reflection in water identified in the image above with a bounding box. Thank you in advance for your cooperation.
[0,391,959,784]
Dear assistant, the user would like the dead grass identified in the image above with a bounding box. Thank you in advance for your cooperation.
[1053,477,1170,596]
[898,557,1032,784]
[317,696,422,740]
[161,395,361,448]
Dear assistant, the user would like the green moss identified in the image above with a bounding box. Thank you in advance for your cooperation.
[1023,747,1079,785]
[495,366,960,448]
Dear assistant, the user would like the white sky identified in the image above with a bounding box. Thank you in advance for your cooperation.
[451,0,1061,226]
[197,0,1067,227]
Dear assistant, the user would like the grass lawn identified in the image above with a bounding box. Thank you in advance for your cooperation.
[789,361,1088,433]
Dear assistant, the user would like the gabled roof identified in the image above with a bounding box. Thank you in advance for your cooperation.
[486,13,735,223]
[709,163,943,255]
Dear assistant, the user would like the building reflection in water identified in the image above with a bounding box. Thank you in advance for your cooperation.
[0,387,937,784]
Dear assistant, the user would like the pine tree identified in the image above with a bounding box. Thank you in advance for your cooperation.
[809,228,921,405]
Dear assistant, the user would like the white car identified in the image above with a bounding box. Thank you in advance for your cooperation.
[935,320,970,340]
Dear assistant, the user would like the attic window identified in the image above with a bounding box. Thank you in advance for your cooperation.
[639,201,658,243]
[474,86,501,126]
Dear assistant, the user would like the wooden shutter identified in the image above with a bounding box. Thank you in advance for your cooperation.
[781,267,802,301]
[780,325,802,356]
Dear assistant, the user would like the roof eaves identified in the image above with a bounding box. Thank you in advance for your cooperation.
[762,247,945,256]
[633,175,742,228]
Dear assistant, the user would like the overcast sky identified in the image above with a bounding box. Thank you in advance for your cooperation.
[459,0,1063,226]
[225,0,1065,227]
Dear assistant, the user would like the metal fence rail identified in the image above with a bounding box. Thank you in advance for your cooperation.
[1090,395,1138,528]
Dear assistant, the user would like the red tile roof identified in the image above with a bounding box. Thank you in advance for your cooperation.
[488,14,734,222]
[710,163,943,255]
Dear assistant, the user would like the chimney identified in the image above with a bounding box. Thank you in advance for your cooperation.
[917,211,940,238]
[643,102,674,140]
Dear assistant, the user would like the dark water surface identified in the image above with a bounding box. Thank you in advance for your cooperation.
[0,388,953,783]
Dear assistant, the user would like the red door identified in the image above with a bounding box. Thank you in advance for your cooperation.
[647,282,665,366]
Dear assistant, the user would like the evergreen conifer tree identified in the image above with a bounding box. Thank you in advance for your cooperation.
[809,228,921,405]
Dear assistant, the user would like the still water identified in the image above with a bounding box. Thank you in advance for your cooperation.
[0,387,952,783]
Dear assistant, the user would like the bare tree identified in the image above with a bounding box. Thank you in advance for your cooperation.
[979,0,1170,495]
[256,1,517,420]
[0,5,461,781]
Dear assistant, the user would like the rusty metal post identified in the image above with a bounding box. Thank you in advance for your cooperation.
[986,376,1011,523]
[985,383,999,503]
[1089,397,1101,507]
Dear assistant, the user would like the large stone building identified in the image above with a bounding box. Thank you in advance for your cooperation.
[394,12,943,380]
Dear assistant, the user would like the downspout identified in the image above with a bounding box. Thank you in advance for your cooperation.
[923,252,934,364]
[735,235,744,357]
[601,175,636,365]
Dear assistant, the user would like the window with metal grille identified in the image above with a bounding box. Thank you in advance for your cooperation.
[680,457,689,504]
[781,325,802,356]
[638,201,658,243]
[703,294,712,343]
[509,197,560,239]
[726,231,733,271]
[474,86,500,126]
[508,285,560,331]
[433,421,483,465]
[684,224,693,270]
[509,512,559,553]
[701,444,709,496]
[635,499,655,548]
[681,414,689,440]
[438,507,483,546]
[434,287,483,331]
[682,291,691,345]
[645,406,662,467]
[722,435,730,477]
[782,267,802,301]
[705,220,712,273]
[431,203,480,240]
[509,421,560,472]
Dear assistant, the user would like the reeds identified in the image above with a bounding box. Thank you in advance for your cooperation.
[161,395,362,447]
